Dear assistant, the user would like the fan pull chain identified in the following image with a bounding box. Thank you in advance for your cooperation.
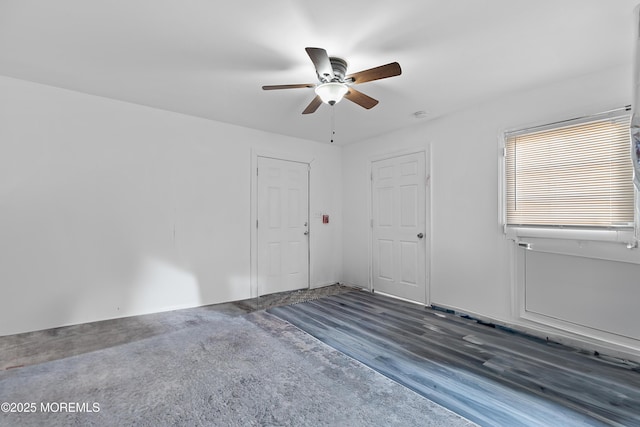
[330,105,336,143]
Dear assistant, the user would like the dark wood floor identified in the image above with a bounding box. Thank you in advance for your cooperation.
[268,291,640,427]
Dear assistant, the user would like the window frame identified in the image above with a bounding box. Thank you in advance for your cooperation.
[500,107,637,245]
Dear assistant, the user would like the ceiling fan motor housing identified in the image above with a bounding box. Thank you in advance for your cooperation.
[328,57,347,82]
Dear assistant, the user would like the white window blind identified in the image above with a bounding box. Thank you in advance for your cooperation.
[505,113,633,229]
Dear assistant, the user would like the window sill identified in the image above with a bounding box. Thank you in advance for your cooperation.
[505,226,635,245]
[505,226,640,264]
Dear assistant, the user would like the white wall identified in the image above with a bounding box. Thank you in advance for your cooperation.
[4,62,640,360]
[343,64,640,359]
[0,75,342,336]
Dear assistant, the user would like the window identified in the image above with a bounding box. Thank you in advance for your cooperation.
[504,110,633,229]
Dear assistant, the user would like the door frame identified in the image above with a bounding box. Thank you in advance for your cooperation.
[250,149,313,298]
[368,147,432,305]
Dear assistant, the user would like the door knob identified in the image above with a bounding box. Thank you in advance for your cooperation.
[417,233,424,239]
[304,231,309,236]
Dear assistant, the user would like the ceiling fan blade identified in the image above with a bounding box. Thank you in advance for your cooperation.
[344,87,379,109]
[346,62,401,84]
[302,95,323,114]
[305,47,334,82]
[262,83,315,90]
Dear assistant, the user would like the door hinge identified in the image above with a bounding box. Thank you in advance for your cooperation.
[256,167,259,176]
[256,219,258,228]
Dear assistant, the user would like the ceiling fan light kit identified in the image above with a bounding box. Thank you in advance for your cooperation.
[315,82,348,105]
[262,47,401,114]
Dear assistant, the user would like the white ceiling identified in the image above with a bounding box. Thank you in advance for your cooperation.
[1,0,638,144]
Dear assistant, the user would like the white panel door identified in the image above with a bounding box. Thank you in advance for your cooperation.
[257,157,309,296]
[372,152,427,303]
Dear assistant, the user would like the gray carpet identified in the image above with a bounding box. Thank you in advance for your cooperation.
[0,306,475,426]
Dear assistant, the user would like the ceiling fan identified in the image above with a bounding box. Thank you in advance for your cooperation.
[262,47,401,114]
